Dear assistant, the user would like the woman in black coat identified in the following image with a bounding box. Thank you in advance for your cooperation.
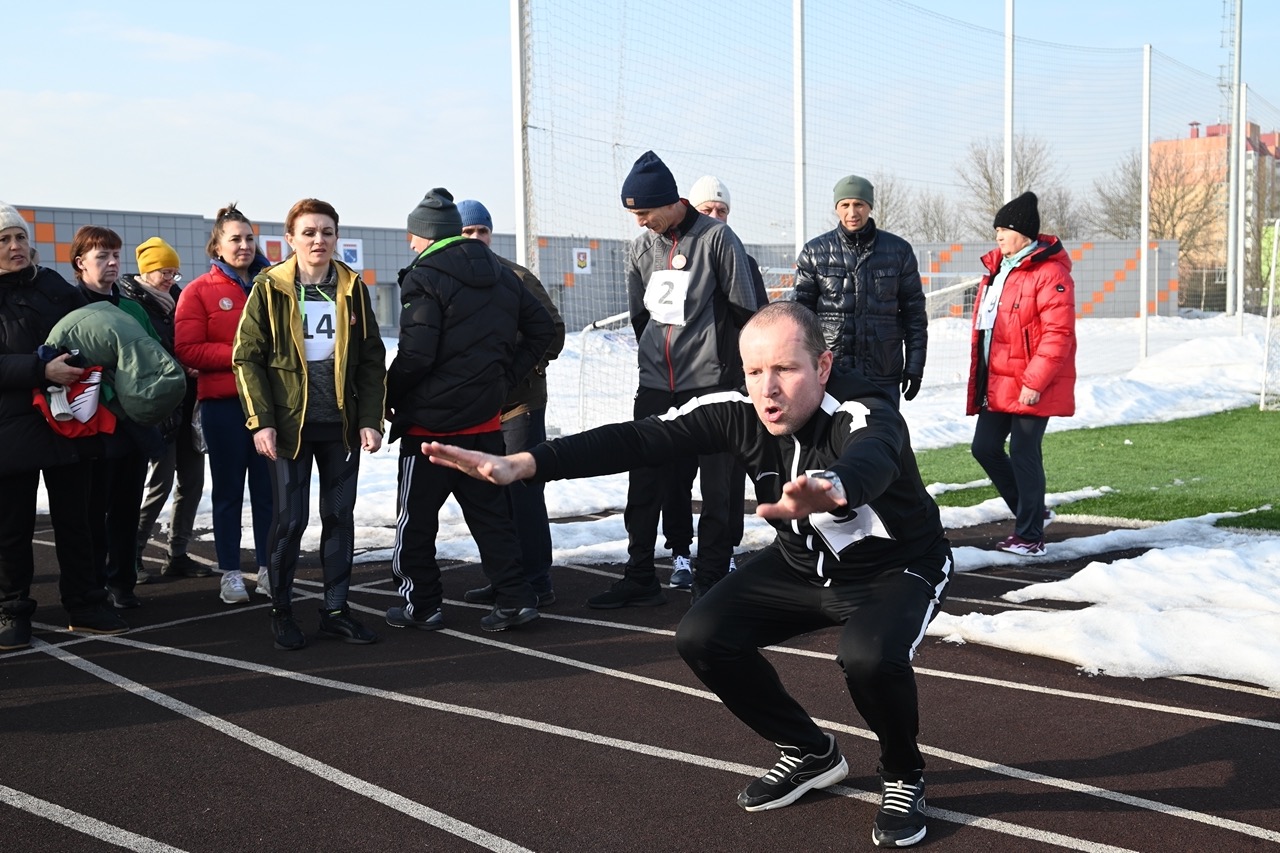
[0,203,128,651]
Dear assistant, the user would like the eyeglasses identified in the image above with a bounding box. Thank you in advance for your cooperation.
[154,269,182,283]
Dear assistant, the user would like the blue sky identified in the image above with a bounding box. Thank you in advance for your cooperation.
[3,1,1276,234]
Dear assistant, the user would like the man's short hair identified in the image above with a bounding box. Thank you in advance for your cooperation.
[742,302,827,365]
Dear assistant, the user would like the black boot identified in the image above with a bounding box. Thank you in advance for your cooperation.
[271,607,307,651]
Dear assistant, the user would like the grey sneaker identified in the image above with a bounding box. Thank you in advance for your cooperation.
[254,566,273,599]
[220,571,249,605]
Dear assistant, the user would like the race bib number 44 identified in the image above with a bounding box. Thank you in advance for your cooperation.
[644,269,692,326]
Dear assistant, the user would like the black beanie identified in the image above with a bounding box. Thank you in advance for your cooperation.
[407,188,463,239]
[621,150,679,210]
[993,191,1040,239]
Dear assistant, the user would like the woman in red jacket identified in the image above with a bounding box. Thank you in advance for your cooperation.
[174,204,273,604]
[966,191,1077,557]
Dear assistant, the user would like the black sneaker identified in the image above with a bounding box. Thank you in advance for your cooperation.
[271,608,307,651]
[107,586,141,609]
[737,733,848,812]
[67,606,129,635]
[385,605,444,631]
[0,609,33,651]
[480,606,540,632]
[464,585,556,608]
[162,553,213,578]
[872,777,927,848]
[587,577,667,610]
[318,606,379,644]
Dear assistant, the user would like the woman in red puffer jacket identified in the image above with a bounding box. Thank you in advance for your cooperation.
[966,191,1077,557]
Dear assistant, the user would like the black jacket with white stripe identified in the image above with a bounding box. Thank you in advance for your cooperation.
[530,368,949,582]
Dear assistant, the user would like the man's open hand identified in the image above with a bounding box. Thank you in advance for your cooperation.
[756,474,848,521]
[424,442,536,485]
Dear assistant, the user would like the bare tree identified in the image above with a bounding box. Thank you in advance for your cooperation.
[1092,149,1142,239]
[955,135,1063,238]
[1038,185,1088,240]
[912,189,964,243]
[868,171,912,236]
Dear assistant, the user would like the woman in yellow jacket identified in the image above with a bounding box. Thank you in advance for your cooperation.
[233,198,386,650]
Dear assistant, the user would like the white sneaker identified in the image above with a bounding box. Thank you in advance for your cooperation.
[255,566,272,598]
[669,555,693,589]
[220,571,249,604]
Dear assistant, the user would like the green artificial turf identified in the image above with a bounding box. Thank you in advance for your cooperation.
[916,407,1280,530]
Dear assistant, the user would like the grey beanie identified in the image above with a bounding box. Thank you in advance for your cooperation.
[832,174,875,208]
[407,188,463,239]
[0,202,28,237]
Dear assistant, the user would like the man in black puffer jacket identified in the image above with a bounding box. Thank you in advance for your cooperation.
[385,188,554,634]
[794,175,927,406]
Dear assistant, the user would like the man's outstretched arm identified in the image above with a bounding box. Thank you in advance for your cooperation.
[424,442,537,485]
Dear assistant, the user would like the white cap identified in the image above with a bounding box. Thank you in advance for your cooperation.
[688,175,730,211]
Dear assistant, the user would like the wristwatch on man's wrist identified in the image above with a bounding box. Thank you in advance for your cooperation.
[809,470,847,504]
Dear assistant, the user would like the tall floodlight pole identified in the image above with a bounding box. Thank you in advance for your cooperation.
[793,0,807,261]
[1237,83,1249,333]
[1224,0,1243,315]
[1139,45,1152,359]
[511,0,535,273]
[1003,0,1015,202]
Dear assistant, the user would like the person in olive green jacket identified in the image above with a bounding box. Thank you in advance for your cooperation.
[232,198,386,651]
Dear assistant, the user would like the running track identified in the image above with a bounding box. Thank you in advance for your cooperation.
[3,517,1277,852]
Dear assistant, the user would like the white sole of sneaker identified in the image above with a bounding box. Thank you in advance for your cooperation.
[872,824,927,847]
[740,756,849,812]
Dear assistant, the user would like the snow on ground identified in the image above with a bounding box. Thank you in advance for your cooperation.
[47,313,1280,689]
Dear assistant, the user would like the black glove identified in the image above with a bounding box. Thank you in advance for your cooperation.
[901,373,922,401]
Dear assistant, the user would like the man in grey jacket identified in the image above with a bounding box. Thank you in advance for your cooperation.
[592,150,758,608]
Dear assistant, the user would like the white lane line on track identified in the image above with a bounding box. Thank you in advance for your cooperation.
[0,783,189,852]
[72,628,1280,847]
[63,633,1138,853]
[32,639,534,853]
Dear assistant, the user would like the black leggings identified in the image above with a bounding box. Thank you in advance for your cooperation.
[265,438,360,610]
[675,544,951,780]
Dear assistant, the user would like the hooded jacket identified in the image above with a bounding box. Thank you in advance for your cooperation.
[966,235,1077,417]
[793,219,928,387]
[232,256,387,459]
[387,237,554,440]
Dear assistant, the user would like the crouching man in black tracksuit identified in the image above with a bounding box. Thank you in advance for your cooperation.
[425,301,951,848]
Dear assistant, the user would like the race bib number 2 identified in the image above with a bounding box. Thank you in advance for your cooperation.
[643,269,692,326]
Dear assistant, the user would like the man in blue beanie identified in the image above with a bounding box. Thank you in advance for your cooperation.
[453,199,566,609]
[597,150,760,608]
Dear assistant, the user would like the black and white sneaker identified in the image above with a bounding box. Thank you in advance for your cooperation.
[385,605,444,631]
[872,777,927,848]
[736,733,848,811]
